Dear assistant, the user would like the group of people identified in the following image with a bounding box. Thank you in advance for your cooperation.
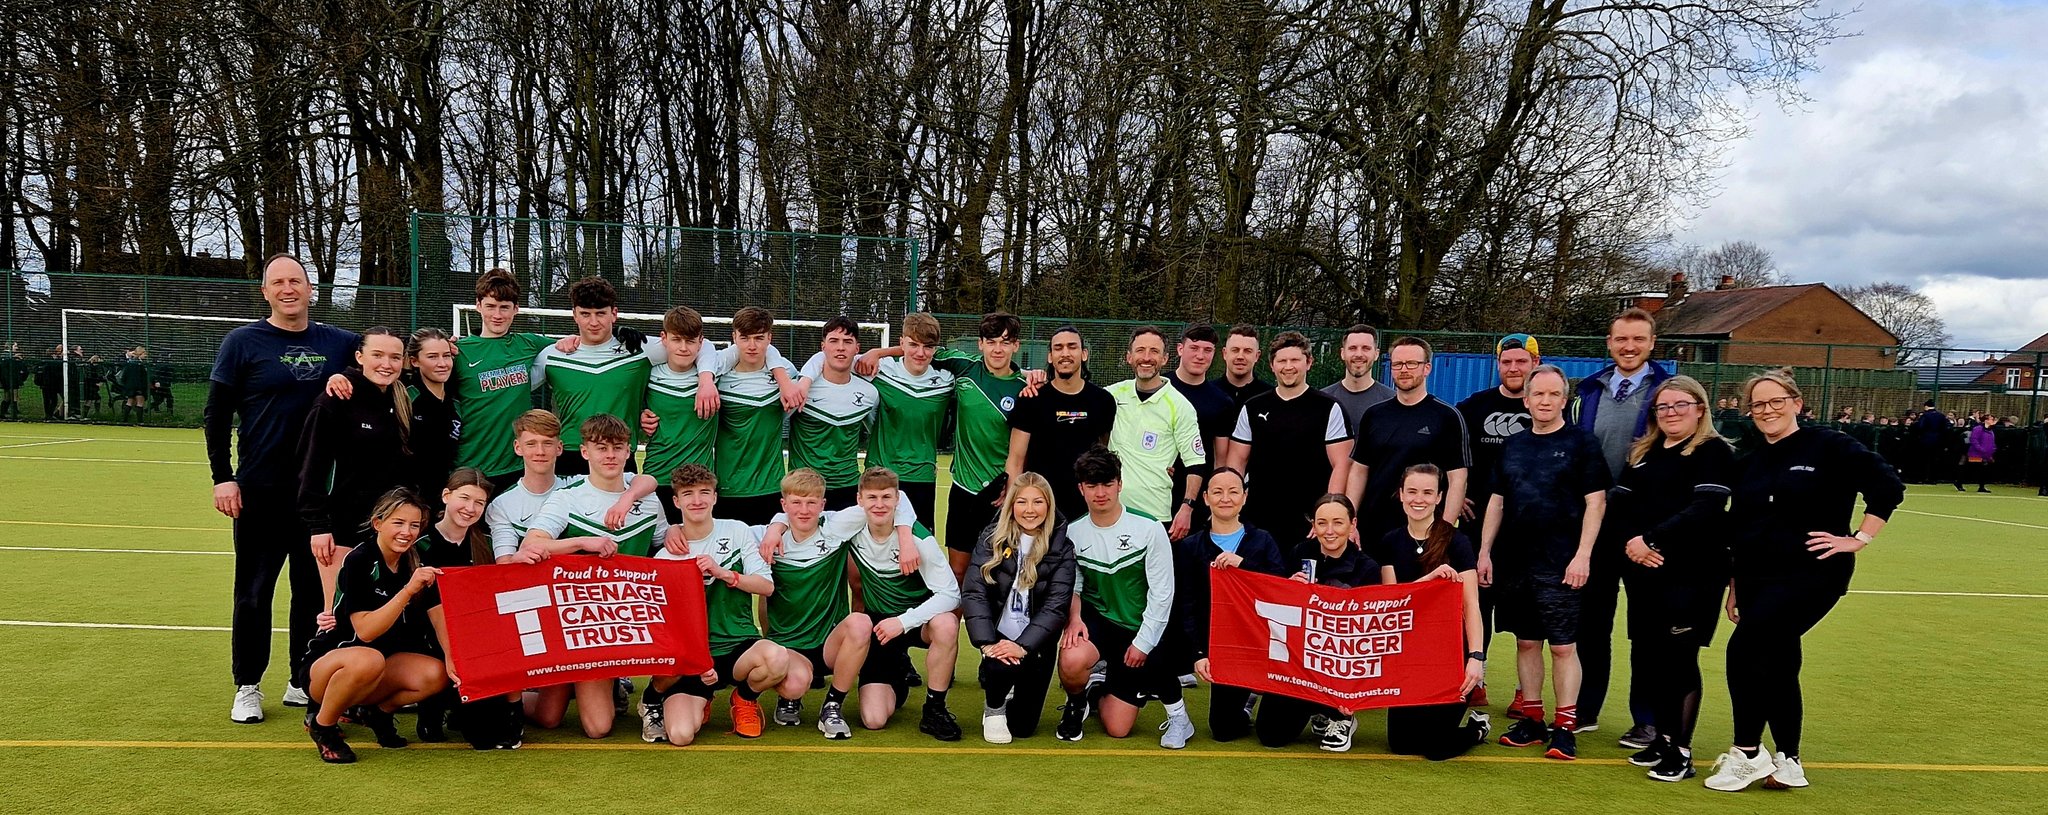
[207,254,1906,793]
[0,342,173,421]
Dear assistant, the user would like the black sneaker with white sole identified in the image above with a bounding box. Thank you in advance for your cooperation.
[1648,750,1696,782]
[1055,699,1090,742]
[1629,743,1665,767]
[1618,723,1658,749]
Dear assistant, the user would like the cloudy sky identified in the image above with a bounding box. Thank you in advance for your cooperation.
[1677,0,2048,351]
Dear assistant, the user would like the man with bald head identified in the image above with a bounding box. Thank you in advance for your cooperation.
[205,253,359,725]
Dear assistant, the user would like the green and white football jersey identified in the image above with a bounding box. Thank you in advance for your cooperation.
[933,348,1025,494]
[656,518,770,655]
[792,352,879,488]
[1067,508,1175,653]
[847,521,955,628]
[533,337,665,449]
[525,473,668,558]
[645,344,792,484]
[763,500,918,649]
[484,474,586,559]
[869,357,953,484]
[453,332,553,477]
[714,364,786,498]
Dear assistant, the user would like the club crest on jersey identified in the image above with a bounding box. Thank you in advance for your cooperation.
[1141,431,1159,450]
[715,538,731,554]
[853,392,868,407]
[1000,396,1016,412]
[279,347,329,380]
[1482,412,1527,437]
[1116,535,1133,551]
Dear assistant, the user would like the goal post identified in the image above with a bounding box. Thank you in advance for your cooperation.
[452,304,892,352]
[58,308,251,419]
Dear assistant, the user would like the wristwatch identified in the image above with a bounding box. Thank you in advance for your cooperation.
[1182,497,1198,509]
[1466,651,1486,662]
[1853,531,1873,543]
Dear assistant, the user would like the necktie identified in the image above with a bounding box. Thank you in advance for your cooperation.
[1615,378,1632,402]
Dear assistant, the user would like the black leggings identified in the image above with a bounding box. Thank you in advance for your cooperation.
[1253,693,1339,747]
[1388,702,1483,760]
[1209,684,1258,742]
[1956,461,1990,490]
[231,485,323,686]
[1638,636,1704,748]
[979,647,1057,738]
[1577,552,1650,728]
[1726,581,1843,757]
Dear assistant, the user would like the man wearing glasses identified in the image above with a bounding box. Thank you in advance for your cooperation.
[1343,337,1471,543]
[1565,308,1676,749]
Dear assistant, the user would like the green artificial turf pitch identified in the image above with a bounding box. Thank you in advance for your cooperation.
[0,422,2042,813]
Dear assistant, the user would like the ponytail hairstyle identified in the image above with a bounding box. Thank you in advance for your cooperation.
[442,467,497,564]
[982,472,1056,590]
[365,487,433,574]
[406,326,454,382]
[359,326,413,453]
[1399,464,1457,572]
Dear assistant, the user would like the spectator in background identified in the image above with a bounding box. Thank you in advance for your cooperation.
[118,347,150,423]
[2029,418,2048,497]
[1910,400,1952,484]
[37,345,64,418]
[1957,415,1997,493]
[0,343,25,420]
[150,353,176,412]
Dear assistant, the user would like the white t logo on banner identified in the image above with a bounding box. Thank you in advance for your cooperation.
[495,585,552,656]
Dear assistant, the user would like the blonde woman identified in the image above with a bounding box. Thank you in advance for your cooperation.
[1608,376,1735,782]
[961,472,1076,743]
[1705,370,1903,793]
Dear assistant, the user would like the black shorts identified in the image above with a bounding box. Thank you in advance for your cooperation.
[823,484,859,512]
[856,612,930,703]
[1081,606,1167,705]
[945,482,1005,553]
[1498,575,1581,645]
[661,639,759,700]
[899,481,937,529]
[720,493,784,526]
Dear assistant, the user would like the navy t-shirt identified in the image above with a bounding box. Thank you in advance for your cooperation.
[1489,425,1611,581]
[210,320,358,489]
[1349,395,1471,538]
[1377,526,1479,583]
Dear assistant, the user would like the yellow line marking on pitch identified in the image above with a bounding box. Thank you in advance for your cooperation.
[0,519,226,533]
[1893,508,2048,531]
[0,739,2040,772]
[0,454,204,465]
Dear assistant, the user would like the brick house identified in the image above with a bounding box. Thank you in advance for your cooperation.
[1970,331,2048,391]
[1622,274,1898,369]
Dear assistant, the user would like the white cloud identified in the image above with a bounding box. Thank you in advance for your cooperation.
[1676,0,2048,350]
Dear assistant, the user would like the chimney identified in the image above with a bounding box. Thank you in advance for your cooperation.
[1716,274,1736,290]
[1667,272,1689,301]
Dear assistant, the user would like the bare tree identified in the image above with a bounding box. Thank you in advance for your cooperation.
[1839,281,1952,365]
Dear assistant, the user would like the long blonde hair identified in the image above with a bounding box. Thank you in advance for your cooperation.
[981,472,1055,590]
[1627,375,1723,465]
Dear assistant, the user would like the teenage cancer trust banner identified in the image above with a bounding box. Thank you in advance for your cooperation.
[1209,569,1464,712]
[438,555,712,701]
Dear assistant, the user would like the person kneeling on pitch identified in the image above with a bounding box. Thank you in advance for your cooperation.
[1055,447,1191,748]
[843,467,963,740]
[299,489,453,764]
[645,464,789,744]
[963,472,1076,743]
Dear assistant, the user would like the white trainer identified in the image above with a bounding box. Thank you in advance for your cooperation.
[1320,716,1357,753]
[231,685,264,724]
[1704,749,1776,792]
[1766,753,1809,789]
[983,708,1013,744]
[281,683,311,708]
[1159,712,1195,750]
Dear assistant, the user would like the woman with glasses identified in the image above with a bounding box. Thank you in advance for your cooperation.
[1704,370,1903,793]
[1608,376,1735,782]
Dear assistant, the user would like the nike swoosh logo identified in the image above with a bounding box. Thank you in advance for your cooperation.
[467,358,486,368]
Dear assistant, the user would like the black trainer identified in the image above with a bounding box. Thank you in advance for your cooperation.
[416,707,448,743]
[1498,718,1548,748]
[1648,749,1696,782]
[1618,723,1658,749]
[1544,725,1578,760]
[919,703,963,741]
[1629,743,1664,767]
[305,710,357,764]
[905,665,923,688]
[1055,699,1090,742]
[355,705,409,749]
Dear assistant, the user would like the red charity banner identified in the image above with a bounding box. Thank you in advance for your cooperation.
[438,554,712,702]
[1208,568,1464,712]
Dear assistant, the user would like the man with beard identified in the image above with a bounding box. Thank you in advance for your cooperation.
[1224,331,1351,544]
[1343,337,1470,541]
[1106,327,1207,539]
[1322,324,1395,434]
[1007,326,1117,521]
[1455,333,1539,707]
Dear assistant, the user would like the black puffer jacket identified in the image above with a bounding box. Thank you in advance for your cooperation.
[962,517,1077,653]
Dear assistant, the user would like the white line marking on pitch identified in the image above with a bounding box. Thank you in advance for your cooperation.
[0,454,203,466]
[0,433,205,445]
[0,438,90,450]
[0,546,229,556]
[1893,508,2048,531]
[1850,589,2048,599]
[0,620,282,633]
[0,519,225,533]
